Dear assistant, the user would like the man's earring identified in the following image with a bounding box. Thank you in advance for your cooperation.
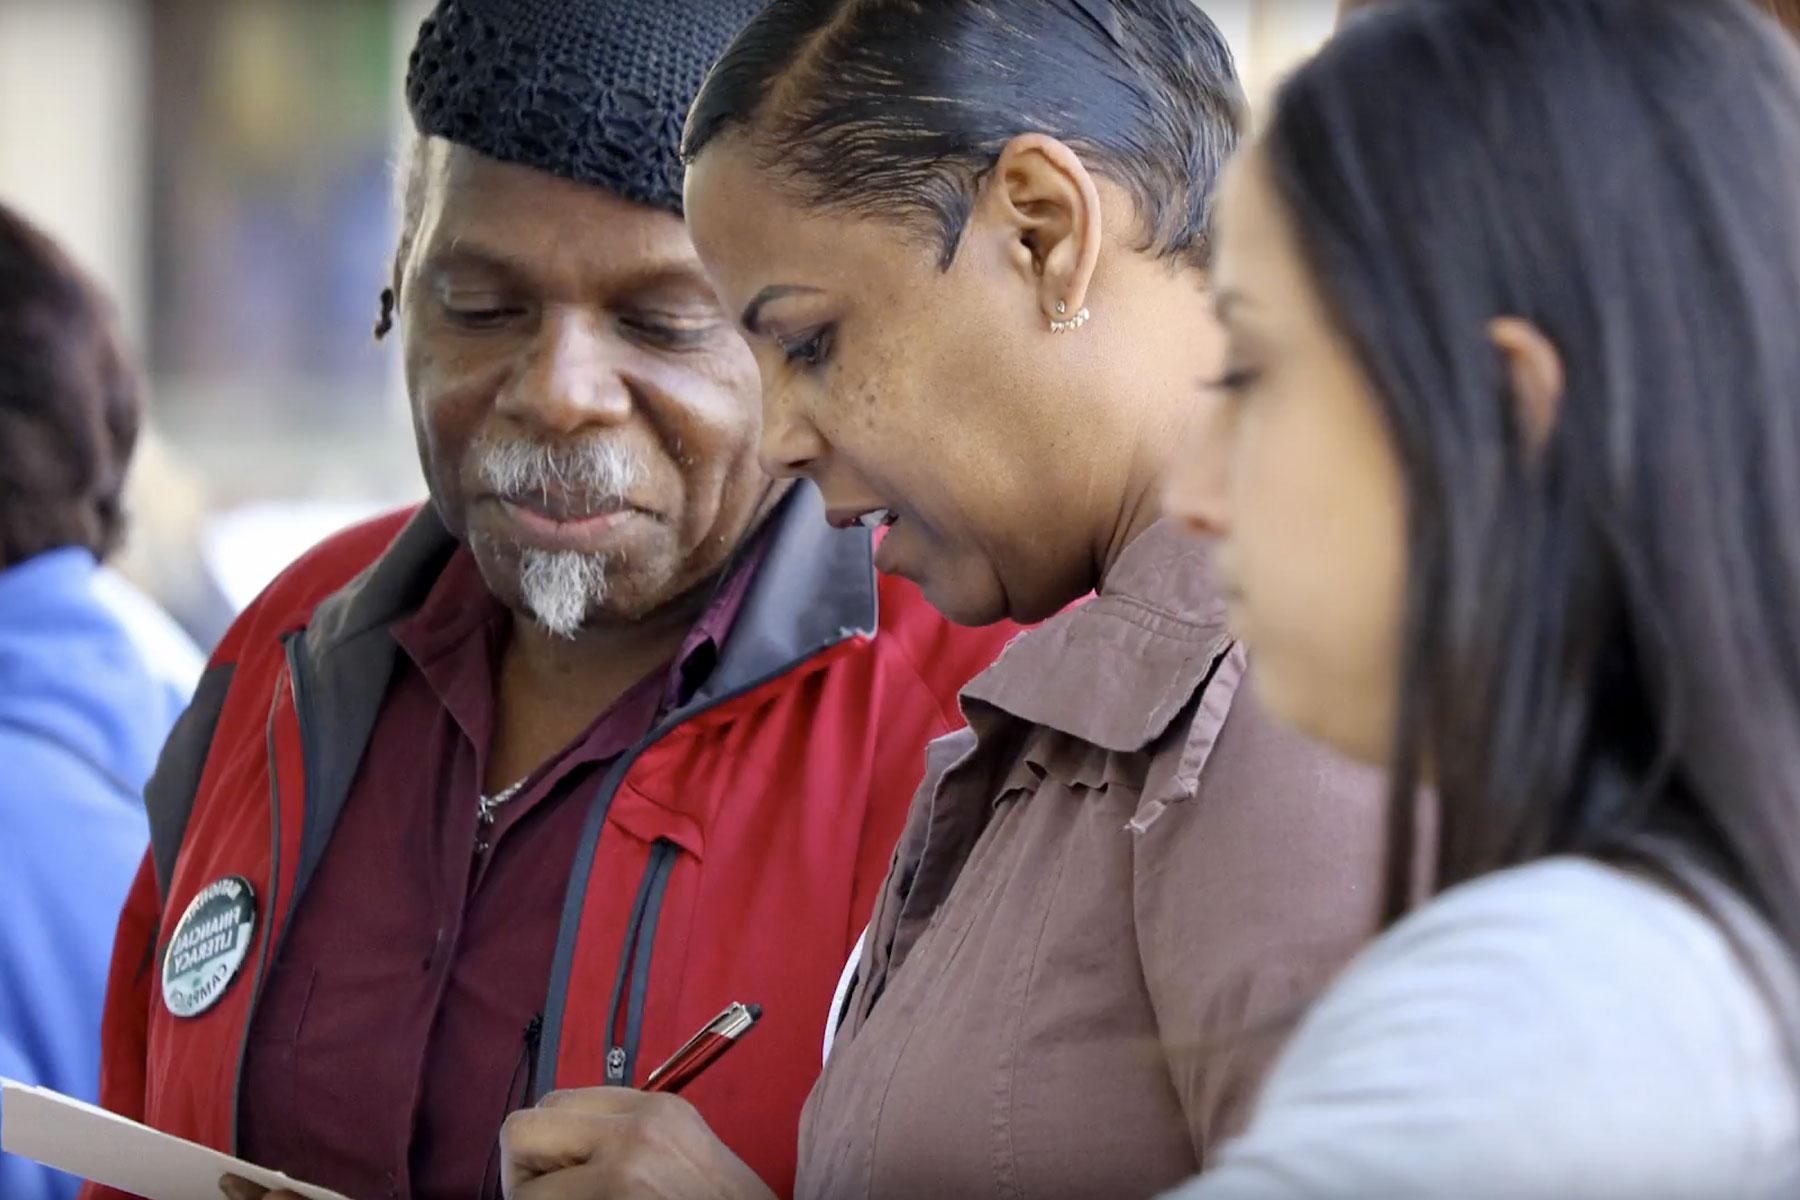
[374,288,396,341]
[1048,300,1091,334]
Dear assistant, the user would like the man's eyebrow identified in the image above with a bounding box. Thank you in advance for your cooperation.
[740,284,824,335]
[416,240,533,284]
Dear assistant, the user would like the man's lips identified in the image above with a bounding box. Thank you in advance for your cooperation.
[500,501,635,534]
[485,493,656,548]
[496,491,634,523]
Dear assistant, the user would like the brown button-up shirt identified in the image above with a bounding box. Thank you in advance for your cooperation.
[797,522,1394,1200]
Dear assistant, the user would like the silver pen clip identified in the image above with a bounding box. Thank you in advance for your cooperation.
[666,1002,757,1061]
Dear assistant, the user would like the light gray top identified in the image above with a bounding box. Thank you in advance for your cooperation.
[1168,857,1800,1200]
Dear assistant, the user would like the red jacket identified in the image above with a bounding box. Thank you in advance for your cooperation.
[83,486,1017,1198]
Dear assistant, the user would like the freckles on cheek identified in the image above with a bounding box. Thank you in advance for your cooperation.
[851,381,883,429]
[816,380,891,480]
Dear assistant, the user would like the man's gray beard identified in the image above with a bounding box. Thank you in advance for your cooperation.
[469,430,645,640]
[516,547,611,640]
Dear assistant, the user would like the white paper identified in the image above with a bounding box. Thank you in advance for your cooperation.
[1,1079,353,1200]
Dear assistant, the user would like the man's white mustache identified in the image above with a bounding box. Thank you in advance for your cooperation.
[473,434,646,505]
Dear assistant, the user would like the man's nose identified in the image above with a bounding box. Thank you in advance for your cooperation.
[756,384,827,480]
[495,308,633,435]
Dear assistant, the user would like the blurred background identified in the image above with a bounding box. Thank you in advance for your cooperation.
[0,0,1336,650]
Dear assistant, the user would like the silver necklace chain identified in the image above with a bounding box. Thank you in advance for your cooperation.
[466,483,774,855]
[474,779,527,857]
[477,779,527,827]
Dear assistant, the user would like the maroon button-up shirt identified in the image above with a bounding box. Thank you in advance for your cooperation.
[237,542,760,1200]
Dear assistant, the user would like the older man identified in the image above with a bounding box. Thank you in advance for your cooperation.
[80,3,1017,1199]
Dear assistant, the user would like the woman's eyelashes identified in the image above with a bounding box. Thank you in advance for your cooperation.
[1207,364,1262,397]
[777,323,836,371]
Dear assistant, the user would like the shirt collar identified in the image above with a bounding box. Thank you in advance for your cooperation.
[958,520,1231,754]
[389,528,773,738]
[663,525,771,710]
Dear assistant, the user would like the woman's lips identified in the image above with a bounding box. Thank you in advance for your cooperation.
[826,506,900,530]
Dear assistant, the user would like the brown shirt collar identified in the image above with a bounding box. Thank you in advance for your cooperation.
[960,520,1229,753]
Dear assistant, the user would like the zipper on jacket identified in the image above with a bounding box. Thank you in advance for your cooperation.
[601,840,678,1086]
[532,621,865,1099]
[228,639,305,1151]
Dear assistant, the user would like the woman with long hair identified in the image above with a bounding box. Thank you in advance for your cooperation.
[489,3,1396,1198]
[1761,0,1800,40]
[1163,0,1800,1194]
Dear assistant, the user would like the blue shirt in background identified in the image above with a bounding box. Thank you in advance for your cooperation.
[0,548,196,1200]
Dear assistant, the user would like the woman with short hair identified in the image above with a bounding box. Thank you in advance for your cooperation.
[0,202,196,1200]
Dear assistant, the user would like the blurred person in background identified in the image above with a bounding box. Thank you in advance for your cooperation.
[0,201,198,1200]
[81,3,1019,1200]
[110,428,240,655]
[1165,0,1800,1195]
[492,2,1393,1197]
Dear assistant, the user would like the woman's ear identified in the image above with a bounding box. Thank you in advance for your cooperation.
[978,133,1104,328]
[1489,316,1566,456]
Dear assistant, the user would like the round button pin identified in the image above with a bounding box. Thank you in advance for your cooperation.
[161,875,258,1019]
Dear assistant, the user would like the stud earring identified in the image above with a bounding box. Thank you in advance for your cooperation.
[1048,303,1091,334]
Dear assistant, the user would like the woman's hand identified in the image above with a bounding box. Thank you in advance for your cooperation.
[501,1088,777,1200]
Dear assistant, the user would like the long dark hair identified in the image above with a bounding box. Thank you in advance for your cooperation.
[0,203,140,568]
[1264,0,1800,960]
[682,0,1243,270]
[1760,0,1800,39]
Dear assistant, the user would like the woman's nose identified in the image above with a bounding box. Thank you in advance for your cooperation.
[1162,407,1234,539]
[1164,460,1230,538]
[757,389,827,480]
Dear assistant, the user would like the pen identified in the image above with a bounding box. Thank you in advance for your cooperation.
[641,1002,763,1094]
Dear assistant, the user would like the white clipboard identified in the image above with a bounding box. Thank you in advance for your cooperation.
[1,1079,352,1200]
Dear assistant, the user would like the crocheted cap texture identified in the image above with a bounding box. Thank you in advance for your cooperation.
[406,0,768,215]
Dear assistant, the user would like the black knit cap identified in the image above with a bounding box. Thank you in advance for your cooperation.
[405,0,768,216]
